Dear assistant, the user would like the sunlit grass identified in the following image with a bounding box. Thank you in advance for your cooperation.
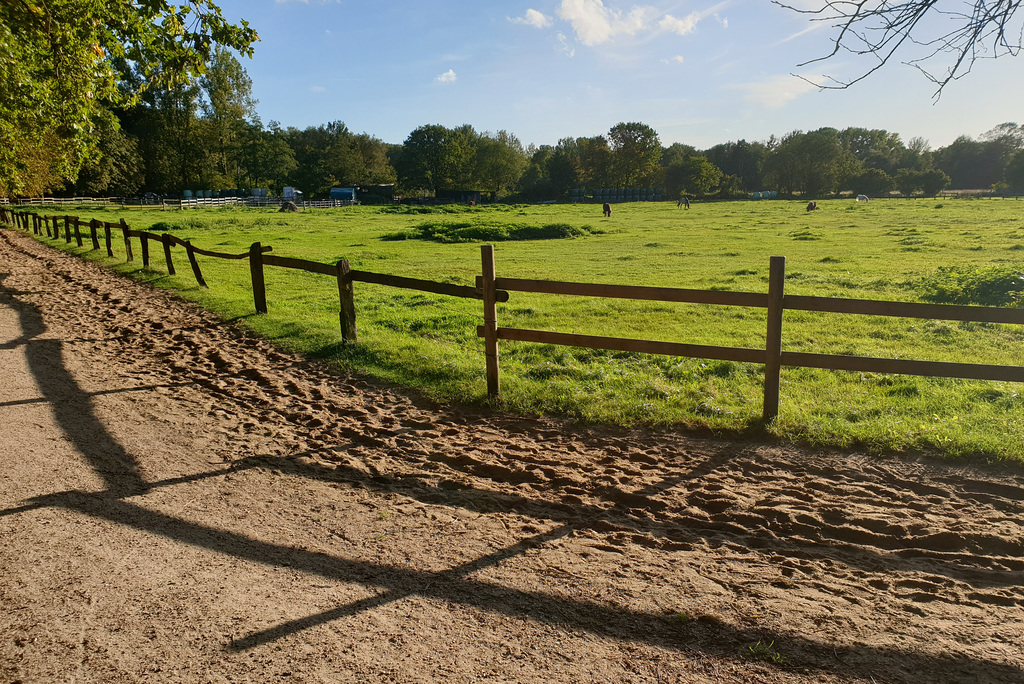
[22,197,1024,460]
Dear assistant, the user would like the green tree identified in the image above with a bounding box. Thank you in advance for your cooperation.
[239,121,295,192]
[763,128,858,197]
[129,77,211,193]
[576,136,613,189]
[0,0,258,195]
[474,130,528,196]
[62,113,144,196]
[1005,150,1024,194]
[398,124,475,194]
[920,169,951,197]
[839,128,905,175]
[200,47,258,188]
[284,122,395,196]
[702,140,768,191]
[546,139,581,198]
[516,145,556,201]
[608,122,661,187]
[678,156,722,197]
[850,168,893,197]
[894,168,924,197]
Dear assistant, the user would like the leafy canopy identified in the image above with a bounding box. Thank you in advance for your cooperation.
[0,0,258,194]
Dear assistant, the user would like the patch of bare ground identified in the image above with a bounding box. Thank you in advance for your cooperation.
[1,227,1022,683]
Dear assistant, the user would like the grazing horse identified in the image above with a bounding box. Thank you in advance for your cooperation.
[602,202,612,217]
[806,201,818,212]
[677,196,690,209]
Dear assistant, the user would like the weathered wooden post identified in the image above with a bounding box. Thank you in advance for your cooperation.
[140,232,150,267]
[89,219,100,251]
[249,242,267,313]
[161,233,175,275]
[185,241,207,288]
[103,222,113,257]
[763,255,786,422]
[120,219,133,261]
[63,216,72,243]
[336,259,356,342]
[72,217,83,247]
[481,244,500,398]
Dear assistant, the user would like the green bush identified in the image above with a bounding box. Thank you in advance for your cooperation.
[919,266,1024,306]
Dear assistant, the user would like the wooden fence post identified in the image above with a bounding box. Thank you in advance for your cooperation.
[51,216,59,239]
[763,255,786,422]
[249,242,268,314]
[336,259,356,342]
[103,222,113,257]
[161,233,175,275]
[481,244,500,398]
[140,233,150,267]
[72,217,83,247]
[185,241,207,288]
[89,219,100,250]
[120,219,133,261]
[63,216,71,243]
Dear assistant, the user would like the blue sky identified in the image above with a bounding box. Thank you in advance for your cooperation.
[212,0,1024,150]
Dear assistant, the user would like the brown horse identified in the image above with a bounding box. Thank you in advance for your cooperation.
[602,202,611,217]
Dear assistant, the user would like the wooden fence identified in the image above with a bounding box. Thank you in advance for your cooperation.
[4,208,1023,423]
[474,245,1024,420]
[0,208,506,348]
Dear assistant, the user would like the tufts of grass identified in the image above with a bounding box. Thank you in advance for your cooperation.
[919,265,1024,306]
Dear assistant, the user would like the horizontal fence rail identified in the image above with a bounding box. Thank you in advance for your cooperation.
[475,245,1024,422]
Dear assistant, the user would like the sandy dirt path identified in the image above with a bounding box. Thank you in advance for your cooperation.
[1,226,1023,683]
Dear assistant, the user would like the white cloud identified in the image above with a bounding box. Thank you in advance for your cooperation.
[557,32,576,57]
[660,55,685,64]
[660,13,699,36]
[726,74,819,109]
[435,69,457,84]
[510,9,553,28]
[557,0,654,46]
[310,86,326,93]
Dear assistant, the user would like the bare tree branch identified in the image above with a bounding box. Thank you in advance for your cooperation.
[776,1,1023,95]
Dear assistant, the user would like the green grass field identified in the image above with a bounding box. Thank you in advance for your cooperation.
[24,197,1024,460]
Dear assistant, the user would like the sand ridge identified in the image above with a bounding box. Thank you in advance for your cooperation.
[1,226,1023,683]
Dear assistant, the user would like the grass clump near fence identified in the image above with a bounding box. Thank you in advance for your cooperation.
[7,198,1024,461]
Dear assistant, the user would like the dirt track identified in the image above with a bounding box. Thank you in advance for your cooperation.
[1,226,1023,683]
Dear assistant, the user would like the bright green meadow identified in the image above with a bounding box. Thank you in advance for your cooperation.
[24,198,1024,460]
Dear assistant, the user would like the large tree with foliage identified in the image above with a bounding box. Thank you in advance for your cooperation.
[763,128,859,197]
[474,130,528,196]
[0,0,258,195]
[201,46,258,188]
[608,122,662,188]
[398,124,475,194]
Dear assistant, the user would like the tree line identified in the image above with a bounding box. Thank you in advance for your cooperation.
[9,46,1024,201]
